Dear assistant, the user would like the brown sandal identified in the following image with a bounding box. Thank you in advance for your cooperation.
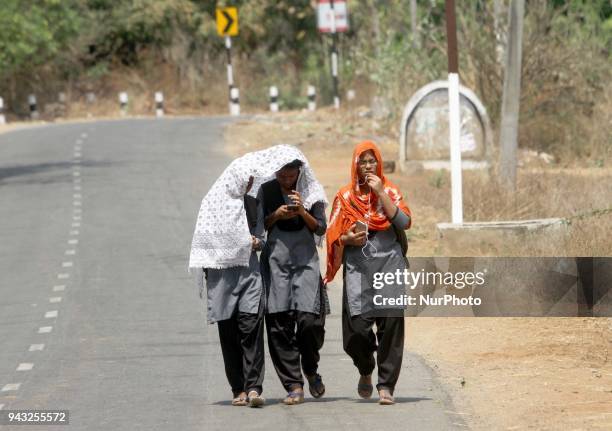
[247,390,265,408]
[357,375,373,399]
[283,388,305,405]
[231,392,248,406]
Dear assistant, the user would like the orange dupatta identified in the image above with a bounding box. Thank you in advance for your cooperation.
[324,141,412,284]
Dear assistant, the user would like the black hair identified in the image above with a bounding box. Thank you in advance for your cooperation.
[281,159,303,170]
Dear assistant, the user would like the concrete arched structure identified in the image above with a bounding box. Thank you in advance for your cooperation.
[398,80,493,171]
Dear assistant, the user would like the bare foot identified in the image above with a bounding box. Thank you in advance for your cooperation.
[378,388,395,405]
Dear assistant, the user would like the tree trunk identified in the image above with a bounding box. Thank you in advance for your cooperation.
[499,0,525,191]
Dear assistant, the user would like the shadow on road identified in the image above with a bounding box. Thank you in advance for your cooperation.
[212,396,431,406]
[0,160,116,185]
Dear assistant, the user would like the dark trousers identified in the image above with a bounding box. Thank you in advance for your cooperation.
[342,291,405,393]
[265,310,325,391]
[217,310,265,396]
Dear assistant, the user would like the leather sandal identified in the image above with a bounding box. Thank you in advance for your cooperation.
[306,373,325,399]
[357,375,373,399]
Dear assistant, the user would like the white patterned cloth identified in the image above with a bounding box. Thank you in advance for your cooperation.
[189,145,328,270]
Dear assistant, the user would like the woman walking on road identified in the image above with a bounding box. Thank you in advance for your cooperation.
[325,140,412,405]
[257,153,329,405]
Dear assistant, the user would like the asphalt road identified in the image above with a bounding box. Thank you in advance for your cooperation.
[0,118,465,430]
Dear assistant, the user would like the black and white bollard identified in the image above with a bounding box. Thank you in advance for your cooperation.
[0,97,5,124]
[119,92,128,116]
[269,86,279,112]
[230,87,240,116]
[28,94,39,120]
[155,92,164,117]
[307,85,316,111]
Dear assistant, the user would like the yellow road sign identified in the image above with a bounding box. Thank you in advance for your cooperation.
[216,7,239,36]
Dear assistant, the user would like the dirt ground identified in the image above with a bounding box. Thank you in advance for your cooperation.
[225,109,612,431]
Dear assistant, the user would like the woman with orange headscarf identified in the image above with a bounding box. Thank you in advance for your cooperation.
[325,141,412,405]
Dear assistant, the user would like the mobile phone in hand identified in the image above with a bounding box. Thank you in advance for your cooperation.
[355,220,368,233]
[287,204,299,212]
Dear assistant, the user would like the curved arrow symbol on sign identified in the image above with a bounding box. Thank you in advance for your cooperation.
[222,10,234,34]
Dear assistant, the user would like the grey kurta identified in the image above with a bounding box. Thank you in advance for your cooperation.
[259,188,327,314]
[343,210,410,317]
[205,197,265,324]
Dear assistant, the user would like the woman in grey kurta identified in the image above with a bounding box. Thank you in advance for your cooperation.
[258,159,329,405]
[325,141,412,405]
[202,182,266,407]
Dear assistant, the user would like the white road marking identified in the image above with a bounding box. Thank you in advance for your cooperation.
[49,297,62,303]
[73,215,81,221]
[68,239,78,245]
[74,185,81,191]
[16,363,34,372]
[53,285,66,292]
[1,383,21,392]
[73,193,82,199]
[73,172,80,177]
[69,230,79,235]
[29,344,45,351]
[72,222,80,228]
[81,133,87,138]
[45,310,58,318]
[74,152,81,157]
[62,262,73,267]
[65,250,76,255]
[73,201,81,207]
[38,326,52,333]
[0,404,4,410]
[57,273,70,279]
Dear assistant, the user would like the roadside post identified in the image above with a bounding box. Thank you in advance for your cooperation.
[216,7,239,115]
[317,0,349,109]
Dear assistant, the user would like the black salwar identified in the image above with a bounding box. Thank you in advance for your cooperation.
[265,310,325,391]
[217,306,265,396]
[341,289,404,393]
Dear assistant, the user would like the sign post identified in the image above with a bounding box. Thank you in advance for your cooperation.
[445,0,463,224]
[317,0,348,109]
[216,7,239,115]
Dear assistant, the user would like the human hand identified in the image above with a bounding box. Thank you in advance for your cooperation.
[366,174,384,195]
[343,224,367,246]
[251,235,261,251]
[274,205,298,220]
[288,190,305,215]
